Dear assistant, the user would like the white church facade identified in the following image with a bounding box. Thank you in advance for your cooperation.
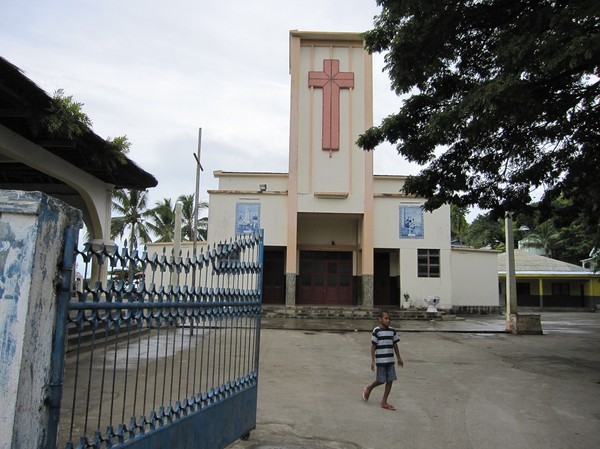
[206,31,499,311]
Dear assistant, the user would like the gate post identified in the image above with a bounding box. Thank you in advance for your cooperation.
[0,190,81,449]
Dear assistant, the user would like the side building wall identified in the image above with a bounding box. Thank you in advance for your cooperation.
[207,172,288,247]
[373,176,454,310]
[451,247,501,313]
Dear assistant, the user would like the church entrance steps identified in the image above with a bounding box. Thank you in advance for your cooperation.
[262,305,456,321]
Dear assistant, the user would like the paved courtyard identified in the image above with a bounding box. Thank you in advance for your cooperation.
[229,312,600,449]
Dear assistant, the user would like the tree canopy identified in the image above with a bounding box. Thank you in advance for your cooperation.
[177,194,209,242]
[111,191,209,248]
[147,198,176,243]
[358,1,599,237]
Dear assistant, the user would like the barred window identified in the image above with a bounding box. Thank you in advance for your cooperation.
[417,249,440,278]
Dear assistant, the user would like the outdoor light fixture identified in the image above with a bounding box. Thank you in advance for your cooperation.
[259,184,267,192]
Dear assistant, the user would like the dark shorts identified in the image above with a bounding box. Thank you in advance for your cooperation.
[376,363,397,383]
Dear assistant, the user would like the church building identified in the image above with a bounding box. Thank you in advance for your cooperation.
[206,31,498,312]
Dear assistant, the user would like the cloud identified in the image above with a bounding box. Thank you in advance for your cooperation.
[1,0,421,209]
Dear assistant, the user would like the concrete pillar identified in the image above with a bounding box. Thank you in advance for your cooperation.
[504,213,518,325]
[362,274,374,308]
[0,190,82,449]
[285,273,296,307]
[508,313,543,335]
[505,212,542,335]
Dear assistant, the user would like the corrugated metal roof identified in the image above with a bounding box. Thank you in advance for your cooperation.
[498,250,595,275]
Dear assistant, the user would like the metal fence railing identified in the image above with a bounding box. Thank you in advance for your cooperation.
[55,231,263,449]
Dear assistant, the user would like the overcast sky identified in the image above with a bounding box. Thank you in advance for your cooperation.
[1,0,423,212]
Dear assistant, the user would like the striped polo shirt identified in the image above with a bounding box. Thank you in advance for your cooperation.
[372,325,400,365]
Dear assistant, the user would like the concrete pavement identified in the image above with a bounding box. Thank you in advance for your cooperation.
[229,312,600,449]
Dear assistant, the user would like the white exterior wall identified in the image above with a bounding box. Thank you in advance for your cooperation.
[372,175,453,308]
[297,195,365,214]
[373,175,407,194]
[373,200,451,248]
[296,41,369,210]
[372,175,451,249]
[297,214,359,248]
[208,192,288,247]
[144,241,206,262]
[399,248,453,310]
[213,171,288,192]
[208,172,288,246]
[373,176,453,309]
[451,248,500,306]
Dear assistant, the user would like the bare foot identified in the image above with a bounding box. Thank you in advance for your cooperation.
[362,386,370,402]
[381,403,396,411]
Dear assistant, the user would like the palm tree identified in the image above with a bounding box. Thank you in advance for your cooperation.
[111,188,153,253]
[197,215,208,241]
[147,198,176,242]
[177,194,208,241]
[519,221,566,258]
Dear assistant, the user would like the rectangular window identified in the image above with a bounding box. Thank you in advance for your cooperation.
[417,249,440,278]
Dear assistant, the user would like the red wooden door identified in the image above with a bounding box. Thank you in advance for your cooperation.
[298,251,353,305]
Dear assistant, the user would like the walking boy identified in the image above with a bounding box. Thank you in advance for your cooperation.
[362,310,403,410]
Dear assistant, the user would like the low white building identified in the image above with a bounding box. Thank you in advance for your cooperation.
[206,31,498,312]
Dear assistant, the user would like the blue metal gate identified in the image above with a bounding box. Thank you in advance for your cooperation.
[50,231,263,449]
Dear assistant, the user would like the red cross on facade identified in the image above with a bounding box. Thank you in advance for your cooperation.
[308,59,354,153]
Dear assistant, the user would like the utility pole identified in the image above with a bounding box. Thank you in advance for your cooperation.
[191,128,204,291]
